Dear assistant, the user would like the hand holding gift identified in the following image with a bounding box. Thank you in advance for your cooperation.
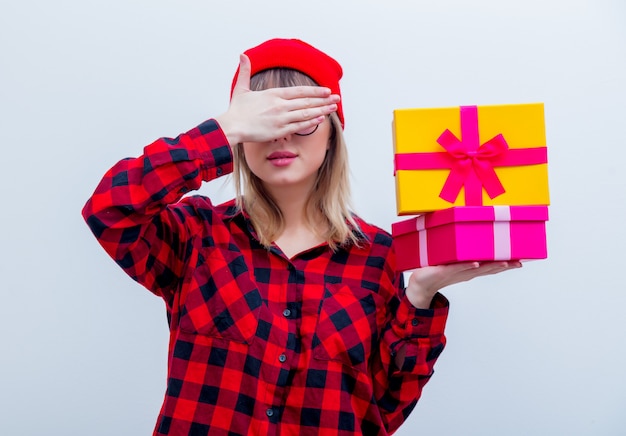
[405,261,522,309]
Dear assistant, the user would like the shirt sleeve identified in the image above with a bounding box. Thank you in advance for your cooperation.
[81,119,233,304]
[371,264,449,433]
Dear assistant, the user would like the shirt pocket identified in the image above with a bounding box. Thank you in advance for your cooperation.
[313,283,387,373]
[178,250,262,344]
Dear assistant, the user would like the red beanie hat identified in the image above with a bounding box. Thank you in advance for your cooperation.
[231,38,344,128]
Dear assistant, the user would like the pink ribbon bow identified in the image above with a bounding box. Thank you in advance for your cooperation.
[437,106,508,204]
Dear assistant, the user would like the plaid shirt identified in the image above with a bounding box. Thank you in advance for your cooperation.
[82,119,449,436]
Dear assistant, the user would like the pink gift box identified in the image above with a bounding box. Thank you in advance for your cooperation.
[391,206,548,270]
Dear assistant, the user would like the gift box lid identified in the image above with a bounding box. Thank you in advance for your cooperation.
[391,206,549,236]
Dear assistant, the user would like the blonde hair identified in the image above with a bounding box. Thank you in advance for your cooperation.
[232,68,362,251]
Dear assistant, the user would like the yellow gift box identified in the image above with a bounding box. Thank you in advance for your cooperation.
[393,103,550,215]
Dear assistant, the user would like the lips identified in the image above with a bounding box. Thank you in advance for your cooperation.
[267,151,298,167]
[267,151,297,160]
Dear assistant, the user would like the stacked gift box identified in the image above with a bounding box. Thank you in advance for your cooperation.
[391,103,550,271]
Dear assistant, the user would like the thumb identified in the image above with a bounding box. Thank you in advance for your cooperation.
[232,54,251,97]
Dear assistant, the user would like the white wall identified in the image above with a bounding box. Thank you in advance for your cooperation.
[1,0,624,434]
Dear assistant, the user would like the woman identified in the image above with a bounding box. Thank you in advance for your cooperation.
[82,38,519,435]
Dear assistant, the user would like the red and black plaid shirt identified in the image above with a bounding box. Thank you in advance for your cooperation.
[82,119,449,435]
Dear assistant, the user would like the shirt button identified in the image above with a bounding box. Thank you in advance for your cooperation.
[266,408,274,417]
[216,167,223,176]
[411,318,419,326]
[282,308,291,318]
[278,353,287,363]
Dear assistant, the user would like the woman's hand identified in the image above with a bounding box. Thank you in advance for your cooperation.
[215,54,340,146]
[405,261,522,309]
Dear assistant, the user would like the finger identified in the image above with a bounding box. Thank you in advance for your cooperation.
[404,263,476,282]
[284,95,340,112]
[478,261,522,272]
[293,115,326,128]
[464,262,521,278]
[232,54,251,96]
[443,262,480,274]
[276,85,333,99]
[435,262,511,282]
[286,104,338,124]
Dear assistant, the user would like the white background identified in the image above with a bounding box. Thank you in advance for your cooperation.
[1,0,625,434]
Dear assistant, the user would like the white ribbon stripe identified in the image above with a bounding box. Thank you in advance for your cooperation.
[492,206,512,260]
[416,215,429,267]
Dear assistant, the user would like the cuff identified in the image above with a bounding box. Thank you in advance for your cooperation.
[393,292,449,339]
[389,293,449,374]
[190,119,234,181]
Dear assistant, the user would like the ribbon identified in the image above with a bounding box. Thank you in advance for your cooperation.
[492,206,512,260]
[437,106,507,203]
[394,105,548,206]
[415,215,429,266]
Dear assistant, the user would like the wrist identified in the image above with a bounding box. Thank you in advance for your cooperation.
[408,294,434,310]
[213,114,241,147]
[405,283,436,310]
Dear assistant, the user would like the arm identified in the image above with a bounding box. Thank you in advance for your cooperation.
[372,271,449,434]
[81,120,234,302]
[82,54,341,302]
[373,254,522,432]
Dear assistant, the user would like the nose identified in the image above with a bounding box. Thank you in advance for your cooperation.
[273,133,292,142]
